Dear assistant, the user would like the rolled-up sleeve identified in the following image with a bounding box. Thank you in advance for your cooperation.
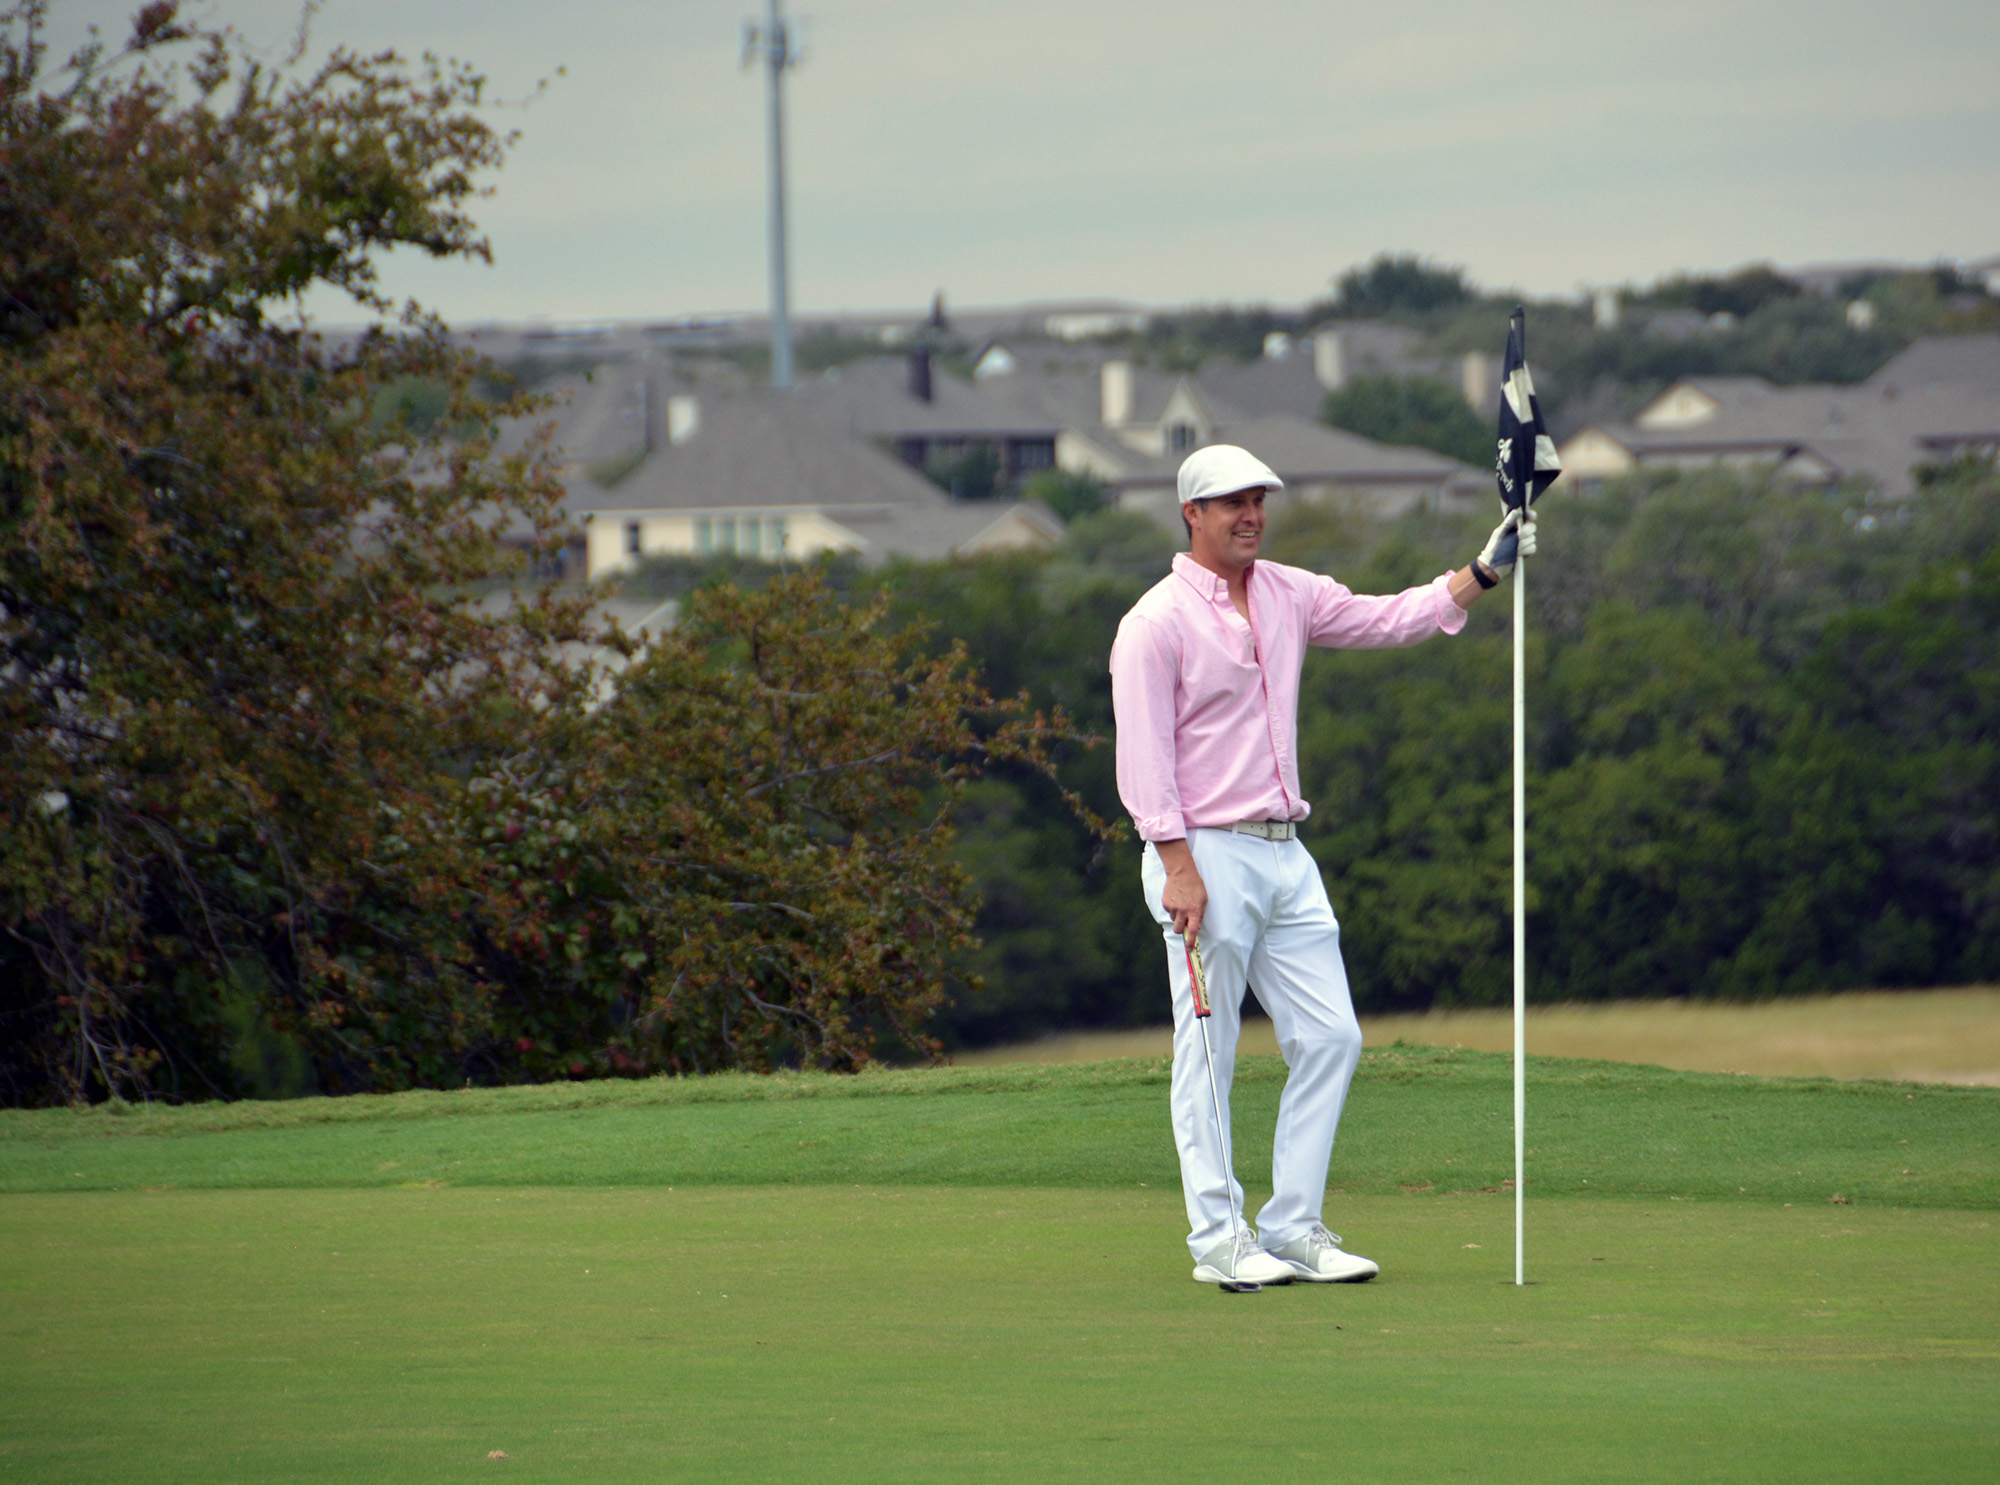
[1306,571,1466,648]
[1109,613,1186,841]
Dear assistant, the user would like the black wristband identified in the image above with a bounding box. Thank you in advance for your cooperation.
[1470,560,1498,589]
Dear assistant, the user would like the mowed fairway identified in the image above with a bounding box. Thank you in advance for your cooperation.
[3,1052,1997,1483]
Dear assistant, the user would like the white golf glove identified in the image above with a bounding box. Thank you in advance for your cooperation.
[1475,506,1537,583]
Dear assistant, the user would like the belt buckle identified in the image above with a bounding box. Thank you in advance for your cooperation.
[1235,819,1293,841]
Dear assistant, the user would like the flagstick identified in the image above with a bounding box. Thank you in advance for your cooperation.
[1512,549,1527,1287]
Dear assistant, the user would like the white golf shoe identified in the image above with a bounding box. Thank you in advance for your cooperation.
[1193,1229,1295,1287]
[1263,1223,1380,1283]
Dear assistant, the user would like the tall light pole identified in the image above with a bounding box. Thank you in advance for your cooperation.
[743,0,798,389]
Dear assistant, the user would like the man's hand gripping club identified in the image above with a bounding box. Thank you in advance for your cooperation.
[1156,837,1208,944]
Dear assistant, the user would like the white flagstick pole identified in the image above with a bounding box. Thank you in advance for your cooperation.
[1513,539,1527,1287]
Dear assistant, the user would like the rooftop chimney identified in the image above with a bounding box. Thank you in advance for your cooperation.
[1101,359,1133,425]
[667,394,700,445]
[1459,352,1491,411]
[1313,330,1344,391]
[907,346,934,403]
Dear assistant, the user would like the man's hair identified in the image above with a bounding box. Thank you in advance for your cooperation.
[1181,499,1202,540]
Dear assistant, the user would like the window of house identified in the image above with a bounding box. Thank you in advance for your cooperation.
[1015,440,1055,471]
[743,518,761,557]
[771,516,788,553]
[696,518,712,555]
[718,518,735,553]
[624,521,643,556]
[1169,422,1198,453]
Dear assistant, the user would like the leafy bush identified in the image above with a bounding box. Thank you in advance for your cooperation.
[1321,374,1491,467]
[1322,253,1474,318]
[463,574,1107,1077]
[1021,468,1109,522]
[924,443,1001,500]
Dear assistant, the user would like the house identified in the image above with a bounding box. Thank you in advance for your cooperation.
[1205,323,1500,417]
[1102,413,1489,528]
[562,386,1063,581]
[794,351,1060,487]
[482,349,1067,580]
[979,356,1488,527]
[1555,335,2000,497]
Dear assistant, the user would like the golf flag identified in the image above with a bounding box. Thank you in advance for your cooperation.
[1496,307,1561,511]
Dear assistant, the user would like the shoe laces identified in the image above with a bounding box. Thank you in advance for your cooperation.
[1232,1228,1265,1266]
[1307,1223,1344,1251]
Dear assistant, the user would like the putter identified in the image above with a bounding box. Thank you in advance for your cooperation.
[1186,932,1260,1294]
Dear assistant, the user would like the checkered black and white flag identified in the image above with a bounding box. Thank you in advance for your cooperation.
[1496,308,1561,511]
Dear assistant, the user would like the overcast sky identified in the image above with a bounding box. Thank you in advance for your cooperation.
[43,1,2000,323]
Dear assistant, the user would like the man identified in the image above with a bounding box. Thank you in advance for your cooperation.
[1109,444,1533,1288]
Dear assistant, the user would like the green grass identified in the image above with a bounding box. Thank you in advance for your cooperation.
[2,1051,1996,1482]
[3,1047,1991,1208]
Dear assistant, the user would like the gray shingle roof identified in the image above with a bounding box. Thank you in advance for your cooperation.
[978,362,1206,432]
[1571,338,2000,497]
[564,389,944,516]
[977,351,1487,495]
[1107,414,1482,491]
[1864,334,2000,393]
[794,357,1059,440]
[1197,355,1329,422]
[840,500,1067,562]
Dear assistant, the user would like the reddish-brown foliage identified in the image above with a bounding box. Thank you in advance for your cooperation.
[0,4,1105,1103]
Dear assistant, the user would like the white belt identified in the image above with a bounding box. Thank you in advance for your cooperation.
[1228,819,1297,841]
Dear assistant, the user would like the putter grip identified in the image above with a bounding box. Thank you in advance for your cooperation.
[1185,938,1212,1019]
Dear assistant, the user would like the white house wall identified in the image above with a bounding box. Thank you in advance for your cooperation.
[1635,384,1722,429]
[1157,383,1212,455]
[1554,429,1638,485]
[583,507,865,579]
[1056,429,1135,480]
[955,508,1064,555]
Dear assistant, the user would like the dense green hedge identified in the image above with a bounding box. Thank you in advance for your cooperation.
[871,461,2000,1045]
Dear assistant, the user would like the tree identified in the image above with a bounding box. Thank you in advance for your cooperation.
[1324,254,1472,319]
[467,573,1108,1075]
[0,2,580,1103]
[0,5,1115,1103]
[924,443,1000,500]
[1021,468,1108,523]
[1321,375,1491,468]
[1128,305,1295,369]
[1649,263,1802,319]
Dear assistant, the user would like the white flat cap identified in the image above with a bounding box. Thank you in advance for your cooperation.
[1177,444,1284,505]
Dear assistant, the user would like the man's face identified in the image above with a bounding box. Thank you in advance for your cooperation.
[1185,486,1267,570]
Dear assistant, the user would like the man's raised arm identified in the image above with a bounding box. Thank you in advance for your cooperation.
[1309,508,1537,647]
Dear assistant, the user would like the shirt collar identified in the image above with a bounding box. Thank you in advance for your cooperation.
[1172,551,1246,604]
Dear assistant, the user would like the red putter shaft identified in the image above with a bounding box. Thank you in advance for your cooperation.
[1185,935,1212,1019]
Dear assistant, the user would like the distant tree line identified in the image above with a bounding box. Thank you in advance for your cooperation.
[854,459,2000,1048]
[1131,252,1998,439]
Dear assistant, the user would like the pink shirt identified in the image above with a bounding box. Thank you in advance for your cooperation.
[1110,552,1466,841]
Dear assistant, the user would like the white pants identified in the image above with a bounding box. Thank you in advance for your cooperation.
[1142,830,1364,1258]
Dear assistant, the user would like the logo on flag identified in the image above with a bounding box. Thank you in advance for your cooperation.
[1495,308,1560,513]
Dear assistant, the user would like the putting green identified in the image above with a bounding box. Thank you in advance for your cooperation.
[2,1187,1994,1483]
[4,1055,1995,1480]
[6,1049,1994,1208]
